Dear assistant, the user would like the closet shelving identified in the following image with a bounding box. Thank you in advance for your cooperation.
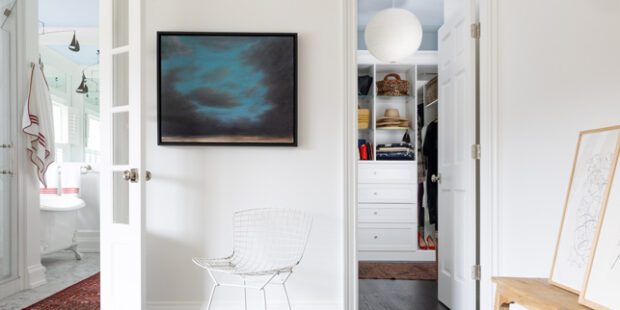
[357,51,438,261]
[358,63,417,162]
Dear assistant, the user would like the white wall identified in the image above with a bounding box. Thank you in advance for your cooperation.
[495,0,620,283]
[143,0,345,308]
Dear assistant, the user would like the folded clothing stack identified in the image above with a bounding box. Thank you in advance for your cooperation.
[376,143,415,161]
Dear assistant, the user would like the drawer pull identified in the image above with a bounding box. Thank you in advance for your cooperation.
[373,211,378,215]
[373,192,378,196]
[373,235,379,239]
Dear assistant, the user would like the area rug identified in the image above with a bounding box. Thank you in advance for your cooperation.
[359,262,437,280]
[24,273,100,310]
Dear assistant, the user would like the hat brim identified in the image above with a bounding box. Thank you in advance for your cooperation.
[377,117,408,123]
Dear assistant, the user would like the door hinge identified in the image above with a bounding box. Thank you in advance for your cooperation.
[471,22,481,39]
[471,144,481,160]
[472,265,481,281]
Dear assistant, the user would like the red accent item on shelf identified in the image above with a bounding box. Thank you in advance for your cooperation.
[360,144,368,160]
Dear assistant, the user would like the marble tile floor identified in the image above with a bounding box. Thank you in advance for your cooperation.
[0,252,100,310]
[359,279,449,310]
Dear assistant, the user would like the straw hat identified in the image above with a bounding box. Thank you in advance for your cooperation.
[377,109,409,127]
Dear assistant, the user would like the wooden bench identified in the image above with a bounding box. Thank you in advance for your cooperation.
[493,277,591,310]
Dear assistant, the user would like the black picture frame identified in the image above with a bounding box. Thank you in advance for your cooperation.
[157,32,298,146]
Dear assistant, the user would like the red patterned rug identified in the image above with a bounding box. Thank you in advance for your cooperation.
[359,262,437,280]
[23,273,100,310]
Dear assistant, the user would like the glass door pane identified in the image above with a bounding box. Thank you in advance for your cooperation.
[113,0,129,48]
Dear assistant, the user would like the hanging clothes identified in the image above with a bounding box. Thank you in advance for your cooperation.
[423,120,438,228]
[22,64,55,187]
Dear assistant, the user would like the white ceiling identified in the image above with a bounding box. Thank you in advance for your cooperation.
[358,0,444,32]
[39,0,98,27]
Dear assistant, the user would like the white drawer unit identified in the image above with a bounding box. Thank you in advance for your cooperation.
[358,204,416,223]
[358,223,417,252]
[358,183,416,203]
[357,162,434,261]
[358,163,417,184]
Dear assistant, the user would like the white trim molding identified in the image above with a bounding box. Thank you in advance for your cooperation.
[342,0,358,308]
[75,230,100,253]
[478,0,500,309]
[26,263,46,289]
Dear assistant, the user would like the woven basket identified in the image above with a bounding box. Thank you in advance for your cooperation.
[358,108,370,129]
[377,73,409,96]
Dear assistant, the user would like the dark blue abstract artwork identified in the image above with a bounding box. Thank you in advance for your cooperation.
[157,33,297,145]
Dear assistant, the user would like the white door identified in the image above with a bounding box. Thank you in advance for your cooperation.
[99,0,144,308]
[437,5,478,310]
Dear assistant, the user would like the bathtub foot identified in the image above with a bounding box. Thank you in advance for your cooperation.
[69,244,83,260]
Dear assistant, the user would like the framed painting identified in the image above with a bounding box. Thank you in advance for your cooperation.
[157,32,297,146]
[580,133,620,309]
[549,126,620,293]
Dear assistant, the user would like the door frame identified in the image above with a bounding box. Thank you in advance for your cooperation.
[342,0,501,309]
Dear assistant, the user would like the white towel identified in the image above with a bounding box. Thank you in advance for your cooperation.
[22,64,55,187]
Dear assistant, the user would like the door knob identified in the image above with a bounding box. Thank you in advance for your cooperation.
[431,173,442,184]
[123,168,139,183]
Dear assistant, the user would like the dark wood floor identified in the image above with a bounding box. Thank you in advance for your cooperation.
[359,279,449,310]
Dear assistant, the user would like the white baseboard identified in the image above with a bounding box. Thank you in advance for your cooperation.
[27,263,47,288]
[75,230,100,253]
[147,301,341,310]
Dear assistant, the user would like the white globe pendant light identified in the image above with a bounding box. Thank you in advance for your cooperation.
[365,8,423,63]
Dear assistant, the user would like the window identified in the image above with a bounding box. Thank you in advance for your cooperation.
[85,113,101,163]
[52,101,69,144]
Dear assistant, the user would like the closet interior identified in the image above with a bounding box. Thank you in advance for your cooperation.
[356,51,439,262]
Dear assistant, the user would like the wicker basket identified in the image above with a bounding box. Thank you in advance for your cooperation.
[377,73,409,96]
[358,108,370,129]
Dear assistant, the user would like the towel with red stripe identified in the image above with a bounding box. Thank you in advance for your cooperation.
[22,64,55,187]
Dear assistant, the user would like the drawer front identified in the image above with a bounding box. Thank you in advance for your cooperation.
[358,224,416,251]
[358,204,416,223]
[358,184,416,203]
[358,163,416,184]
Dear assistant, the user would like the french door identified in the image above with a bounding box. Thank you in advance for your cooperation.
[437,3,478,309]
[99,0,145,308]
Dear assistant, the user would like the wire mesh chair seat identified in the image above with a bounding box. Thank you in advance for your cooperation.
[192,208,313,310]
[192,256,295,276]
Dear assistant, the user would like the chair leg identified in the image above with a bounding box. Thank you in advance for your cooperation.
[282,283,292,310]
[261,288,268,310]
[243,278,248,310]
[206,284,219,310]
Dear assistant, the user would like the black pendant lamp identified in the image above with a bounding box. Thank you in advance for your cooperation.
[76,72,88,94]
[68,31,80,52]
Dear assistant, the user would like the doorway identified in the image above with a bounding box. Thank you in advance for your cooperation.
[0,0,101,308]
[352,0,480,309]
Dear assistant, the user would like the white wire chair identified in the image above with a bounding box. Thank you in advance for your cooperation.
[193,208,313,310]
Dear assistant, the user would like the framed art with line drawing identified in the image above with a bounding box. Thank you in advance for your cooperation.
[157,32,298,146]
[580,127,620,309]
[549,126,620,293]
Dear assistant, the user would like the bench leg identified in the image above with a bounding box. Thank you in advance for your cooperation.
[494,290,512,310]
